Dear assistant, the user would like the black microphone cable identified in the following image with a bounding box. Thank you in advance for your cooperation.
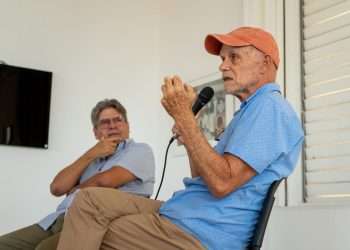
[154,135,176,200]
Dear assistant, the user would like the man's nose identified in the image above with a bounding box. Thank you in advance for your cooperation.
[219,59,229,72]
[110,121,119,128]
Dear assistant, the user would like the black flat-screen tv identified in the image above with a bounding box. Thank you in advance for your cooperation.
[0,64,52,149]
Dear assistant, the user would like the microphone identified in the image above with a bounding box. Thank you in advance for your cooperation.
[170,86,214,143]
[192,86,214,115]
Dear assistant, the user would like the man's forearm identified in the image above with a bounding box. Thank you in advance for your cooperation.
[175,112,232,192]
[74,173,109,190]
[50,151,96,196]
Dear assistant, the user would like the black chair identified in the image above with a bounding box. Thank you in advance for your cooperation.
[247,178,285,250]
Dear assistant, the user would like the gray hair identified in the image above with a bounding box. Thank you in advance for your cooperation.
[91,98,128,128]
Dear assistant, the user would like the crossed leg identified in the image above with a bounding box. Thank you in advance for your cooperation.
[57,187,204,250]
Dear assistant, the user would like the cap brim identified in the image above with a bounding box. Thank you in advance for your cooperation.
[205,34,250,55]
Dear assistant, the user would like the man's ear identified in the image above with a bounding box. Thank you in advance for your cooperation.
[261,55,273,74]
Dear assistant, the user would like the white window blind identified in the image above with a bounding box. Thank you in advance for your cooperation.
[302,0,350,203]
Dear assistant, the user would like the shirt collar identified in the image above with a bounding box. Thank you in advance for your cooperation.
[240,83,281,109]
[116,139,129,151]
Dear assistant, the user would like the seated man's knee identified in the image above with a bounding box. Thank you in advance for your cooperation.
[71,188,96,208]
[71,187,121,210]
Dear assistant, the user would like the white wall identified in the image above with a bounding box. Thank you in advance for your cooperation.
[265,205,350,250]
[0,0,161,234]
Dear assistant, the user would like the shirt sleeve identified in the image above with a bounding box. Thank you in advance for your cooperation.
[112,143,155,182]
[224,97,304,174]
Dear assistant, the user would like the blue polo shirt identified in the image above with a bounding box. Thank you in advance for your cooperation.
[159,83,304,250]
[39,139,155,230]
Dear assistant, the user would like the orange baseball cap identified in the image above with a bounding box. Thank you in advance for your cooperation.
[205,26,280,68]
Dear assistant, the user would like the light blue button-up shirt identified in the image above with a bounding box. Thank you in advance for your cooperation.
[160,83,304,250]
[39,139,155,230]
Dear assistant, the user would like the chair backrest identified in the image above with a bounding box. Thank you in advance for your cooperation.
[247,178,285,250]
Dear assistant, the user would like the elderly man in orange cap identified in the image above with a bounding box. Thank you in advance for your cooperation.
[57,26,304,250]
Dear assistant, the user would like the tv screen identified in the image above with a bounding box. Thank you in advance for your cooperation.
[0,64,52,149]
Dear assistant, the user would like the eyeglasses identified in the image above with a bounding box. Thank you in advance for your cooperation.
[98,116,125,128]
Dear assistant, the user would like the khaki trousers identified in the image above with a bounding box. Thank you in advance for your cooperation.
[0,214,63,250]
[57,187,205,250]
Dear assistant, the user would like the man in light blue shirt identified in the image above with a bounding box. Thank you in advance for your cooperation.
[160,83,303,249]
[0,98,155,250]
[57,27,304,250]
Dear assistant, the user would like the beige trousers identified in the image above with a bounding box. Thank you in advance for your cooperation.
[57,187,205,250]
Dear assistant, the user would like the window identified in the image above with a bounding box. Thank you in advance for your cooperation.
[302,0,350,203]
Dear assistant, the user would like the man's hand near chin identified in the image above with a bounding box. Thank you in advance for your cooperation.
[87,135,120,159]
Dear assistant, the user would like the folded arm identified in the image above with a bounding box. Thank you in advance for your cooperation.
[50,137,119,196]
[69,166,136,193]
